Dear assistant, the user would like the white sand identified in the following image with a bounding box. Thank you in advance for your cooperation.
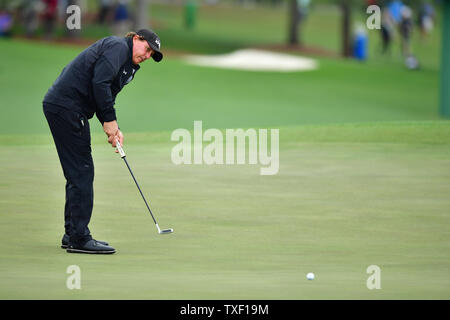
[183,49,318,72]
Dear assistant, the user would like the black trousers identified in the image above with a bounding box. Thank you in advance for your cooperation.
[43,103,94,246]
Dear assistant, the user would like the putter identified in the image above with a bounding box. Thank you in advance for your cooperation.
[115,139,173,235]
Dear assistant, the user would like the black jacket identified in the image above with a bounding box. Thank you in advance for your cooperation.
[43,36,140,124]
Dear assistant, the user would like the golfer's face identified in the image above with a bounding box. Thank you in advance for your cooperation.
[133,37,154,64]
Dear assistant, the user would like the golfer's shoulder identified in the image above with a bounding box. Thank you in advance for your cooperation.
[101,36,129,55]
[100,36,130,65]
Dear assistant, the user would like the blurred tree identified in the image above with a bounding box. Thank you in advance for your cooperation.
[339,0,353,57]
[134,0,149,30]
[288,0,355,56]
[288,0,300,46]
[441,0,450,117]
[288,0,310,47]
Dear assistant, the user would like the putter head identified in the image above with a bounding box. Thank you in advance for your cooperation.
[156,224,173,234]
[159,228,174,234]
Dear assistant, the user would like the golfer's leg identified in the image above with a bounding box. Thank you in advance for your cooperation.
[67,151,94,246]
[44,106,94,247]
[64,181,74,236]
[65,181,92,239]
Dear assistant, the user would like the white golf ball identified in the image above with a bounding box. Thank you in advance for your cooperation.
[306,272,315,280]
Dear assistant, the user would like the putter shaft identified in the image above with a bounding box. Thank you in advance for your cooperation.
[116,139,172,234]
[122,156,158,226]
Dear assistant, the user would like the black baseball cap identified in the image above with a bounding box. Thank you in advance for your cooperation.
[136,29,163,62]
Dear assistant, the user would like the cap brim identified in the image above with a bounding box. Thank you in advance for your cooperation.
[152,51,163,62]
[148,43,163,62]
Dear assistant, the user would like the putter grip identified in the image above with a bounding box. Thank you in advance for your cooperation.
[116,139,126,158]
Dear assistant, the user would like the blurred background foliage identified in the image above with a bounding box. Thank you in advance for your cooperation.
[0,0,442,70]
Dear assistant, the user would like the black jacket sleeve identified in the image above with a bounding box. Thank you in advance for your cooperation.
[92,56,118,122]
[95,112,120,130]
[92,41,129,123]
[95,109,105,125]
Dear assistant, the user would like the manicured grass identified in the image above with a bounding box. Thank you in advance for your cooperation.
[0,38,440,136]
[0,8,447,298]
[0,121,449,299]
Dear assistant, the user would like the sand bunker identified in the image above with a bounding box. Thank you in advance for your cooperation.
[184,49,318,72]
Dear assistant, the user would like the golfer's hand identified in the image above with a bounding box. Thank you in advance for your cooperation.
[104,120,118,142]
[113,130,124,153]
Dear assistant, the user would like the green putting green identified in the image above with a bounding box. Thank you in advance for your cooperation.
[0,122,449,299]
[0,11,448,298]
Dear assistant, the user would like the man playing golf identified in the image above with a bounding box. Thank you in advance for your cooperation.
[43,29,163,254]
